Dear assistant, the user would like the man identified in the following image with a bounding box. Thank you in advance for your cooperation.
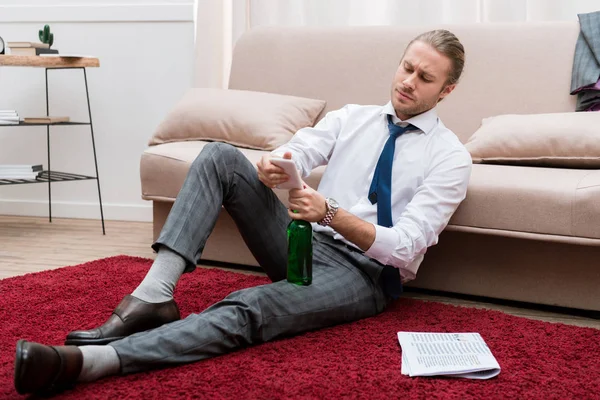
[14,29,471,395]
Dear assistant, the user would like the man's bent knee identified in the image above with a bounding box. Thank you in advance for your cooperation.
[203,142,242,161]
[188,142,243,175]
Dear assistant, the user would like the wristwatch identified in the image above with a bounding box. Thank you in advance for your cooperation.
[318,197,339,227]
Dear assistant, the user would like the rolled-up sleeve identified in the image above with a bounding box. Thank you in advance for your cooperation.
[364,147,472,273]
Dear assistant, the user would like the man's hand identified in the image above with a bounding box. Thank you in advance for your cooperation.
[288,184,327,223]
[257,152,292,188]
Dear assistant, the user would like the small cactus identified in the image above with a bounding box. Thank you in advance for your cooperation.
[39,24,54,48]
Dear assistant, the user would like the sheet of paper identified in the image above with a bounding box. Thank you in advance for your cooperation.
[398,332,500,378]
[401,353,409,375]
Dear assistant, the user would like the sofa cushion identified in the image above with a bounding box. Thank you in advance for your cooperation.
[141,141,325,206]
[142,143,600,241]
[449,164,600,239]
[149,88,326,151]
[465,112,600,168]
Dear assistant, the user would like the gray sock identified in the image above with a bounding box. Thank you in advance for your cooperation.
[131,247,187,303]
[77,345,120,382]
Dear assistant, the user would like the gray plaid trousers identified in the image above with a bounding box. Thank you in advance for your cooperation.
[110,143,388,374]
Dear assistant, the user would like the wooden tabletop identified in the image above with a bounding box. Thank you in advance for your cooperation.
[0,55,100,68]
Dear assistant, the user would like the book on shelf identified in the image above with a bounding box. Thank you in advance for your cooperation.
[0,164,43,172]
[39,54,94,59]
[0,110,20,124]
[9,48,59,56]
[6,42,50,49]
[0,172,41,180]
[0,164,43,179]
[397,332,501,380]
[23,116,70,124]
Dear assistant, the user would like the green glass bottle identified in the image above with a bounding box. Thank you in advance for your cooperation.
[286,216,313,286]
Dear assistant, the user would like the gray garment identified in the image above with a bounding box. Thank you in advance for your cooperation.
[570,11,600,106]
[576,90,600,111]
[110,142,388,374]
[131,246,187,303]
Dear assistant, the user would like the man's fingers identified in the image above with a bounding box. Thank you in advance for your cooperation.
[259,155,281,172]
[260,155,269,168]
[257,174,268,187]
[269,172,288,182]
[288,188,304,199]
[257,156,290,188]
[288,198,303,210]
[266,165,285,175]
[259,155,285,174]
[288,205,303,217]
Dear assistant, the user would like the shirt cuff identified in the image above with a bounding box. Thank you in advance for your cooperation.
[364,224,399,265]
[270,149,285,158]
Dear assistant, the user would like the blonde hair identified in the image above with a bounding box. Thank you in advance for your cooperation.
[406,30,465,86]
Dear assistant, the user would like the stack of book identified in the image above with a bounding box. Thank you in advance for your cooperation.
[0,110,20,125]
[7,42,58,56]
[23,116,70,124]
[0,164,43,180]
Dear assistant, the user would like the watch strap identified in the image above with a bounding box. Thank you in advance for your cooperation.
[318,198,338,227]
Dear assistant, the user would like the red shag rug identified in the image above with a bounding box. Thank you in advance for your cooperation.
[1,256,599,399]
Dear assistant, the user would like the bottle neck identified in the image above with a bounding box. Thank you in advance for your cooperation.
[290,210,310,223]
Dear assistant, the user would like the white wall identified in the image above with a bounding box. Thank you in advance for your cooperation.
[0,0,194,222]
[247,0,600,26]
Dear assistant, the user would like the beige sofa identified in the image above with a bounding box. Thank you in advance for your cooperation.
[141,22,600,311]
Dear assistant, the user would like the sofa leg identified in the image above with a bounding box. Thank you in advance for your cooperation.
[152,201,173,242]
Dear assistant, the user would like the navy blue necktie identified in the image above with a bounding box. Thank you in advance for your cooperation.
[368,114,416,299]
[368,115,416,227]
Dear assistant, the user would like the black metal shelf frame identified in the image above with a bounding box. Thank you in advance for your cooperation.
[0,170,96,185]
[0,67,105,234]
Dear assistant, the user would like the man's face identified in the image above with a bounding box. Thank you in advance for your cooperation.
[391,41,456,120]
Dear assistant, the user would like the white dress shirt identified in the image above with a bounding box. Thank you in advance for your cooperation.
[272,101,472,282]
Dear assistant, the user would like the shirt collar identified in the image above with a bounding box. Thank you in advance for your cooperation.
[381,101,438,135]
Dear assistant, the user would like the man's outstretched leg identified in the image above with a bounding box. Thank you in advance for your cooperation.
[65,143,290,346]
[13,340,121,395]
[14,235,388,395]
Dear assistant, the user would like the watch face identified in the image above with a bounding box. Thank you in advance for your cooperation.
[328,198,339,209]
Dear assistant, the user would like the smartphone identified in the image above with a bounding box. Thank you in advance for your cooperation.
[269,157,303,190]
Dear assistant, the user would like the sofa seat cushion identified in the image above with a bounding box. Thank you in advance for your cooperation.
[143,143,600,241]
[449,164,600,239]
[141,141,324,206]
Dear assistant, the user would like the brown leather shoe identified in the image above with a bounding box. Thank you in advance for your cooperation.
[64,295,180,346]
[14,340,83,395]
